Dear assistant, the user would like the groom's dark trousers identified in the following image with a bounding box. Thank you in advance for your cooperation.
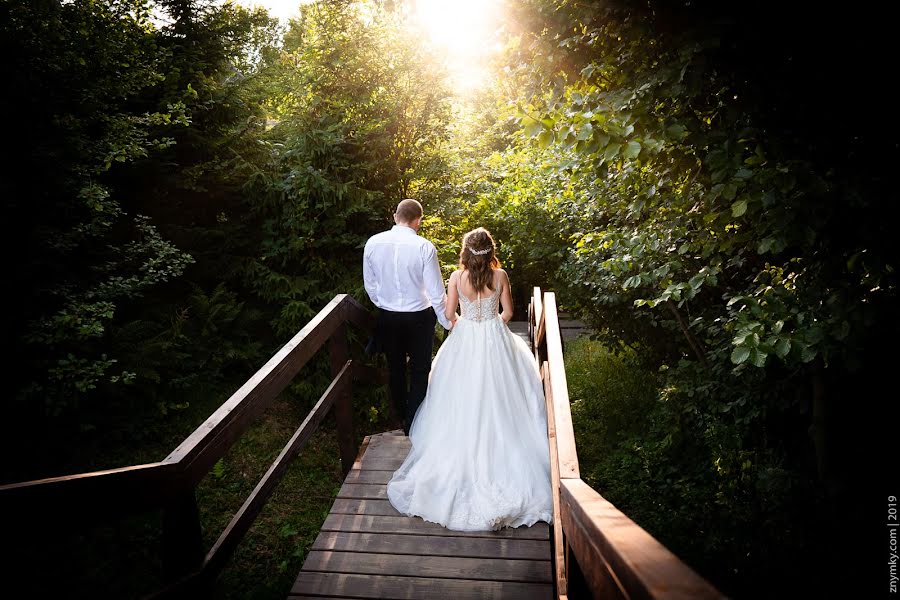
[378,307,436,435]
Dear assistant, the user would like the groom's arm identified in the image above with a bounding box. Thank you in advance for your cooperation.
[423,244,452,330]
[362,242,379,306]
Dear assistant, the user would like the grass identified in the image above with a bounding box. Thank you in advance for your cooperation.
[202,397,346,599]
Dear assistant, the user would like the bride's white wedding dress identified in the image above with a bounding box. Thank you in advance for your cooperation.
[386,278,553,531]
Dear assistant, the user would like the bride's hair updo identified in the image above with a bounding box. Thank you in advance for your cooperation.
[459,227,501,292]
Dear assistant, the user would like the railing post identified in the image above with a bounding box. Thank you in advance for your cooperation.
[532,287,545,364]
[162,489,204,586]
[328,321,356,475]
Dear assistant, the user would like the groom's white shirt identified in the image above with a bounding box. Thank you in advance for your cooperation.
[364,225,451,330]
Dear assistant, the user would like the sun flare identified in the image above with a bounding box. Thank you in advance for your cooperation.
[411,0,504,90]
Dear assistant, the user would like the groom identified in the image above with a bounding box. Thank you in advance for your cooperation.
[363,199,452,436]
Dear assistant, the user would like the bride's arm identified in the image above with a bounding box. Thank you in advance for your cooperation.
[445,270,460,324]
[499,270,514,324]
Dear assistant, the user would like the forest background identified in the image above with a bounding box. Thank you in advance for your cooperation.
[1,0,895,598]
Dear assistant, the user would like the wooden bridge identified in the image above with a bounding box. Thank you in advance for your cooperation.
[0,289,723,599]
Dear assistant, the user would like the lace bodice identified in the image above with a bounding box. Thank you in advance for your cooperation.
[457,279,500,322]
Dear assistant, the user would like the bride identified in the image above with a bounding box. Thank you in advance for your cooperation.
[386,227,553,531]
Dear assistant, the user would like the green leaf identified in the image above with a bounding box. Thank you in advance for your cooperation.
[666,123,687,140]
[537,130,554,149]
[523,117,543,138]
[723,183,739,200]
[800,344,817,363]
[731,346,751,364]
[577,122,593,140]
[774,338,791,358]
[623,140,641,159]
[751,349,767,367]
[604,143,622,162]
[731,199,748,217]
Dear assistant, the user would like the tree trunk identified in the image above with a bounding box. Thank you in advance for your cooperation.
[666,299,706,364]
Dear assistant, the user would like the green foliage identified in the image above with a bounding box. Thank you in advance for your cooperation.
[565,337,813,595]
[235,0,453,335]
[565,338,659,476]
[113,282,265,416]
[6,0,894,597]
[3,0,197,415]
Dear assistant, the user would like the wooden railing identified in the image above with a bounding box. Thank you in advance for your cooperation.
[528,287,725,600]
[0,294,381,599]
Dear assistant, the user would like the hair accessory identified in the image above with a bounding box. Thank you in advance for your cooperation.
[468,246,492,256]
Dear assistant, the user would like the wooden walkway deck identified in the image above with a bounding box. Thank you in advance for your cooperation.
[289,430,554,599]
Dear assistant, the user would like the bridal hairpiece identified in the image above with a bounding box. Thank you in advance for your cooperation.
[468,246,492,256]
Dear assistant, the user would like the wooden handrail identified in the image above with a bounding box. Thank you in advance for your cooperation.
[560,478,723,598]
[529,290,724,599]
[542,292,579,480]
[0,462,179,530]
[163,294,368,485]
[0,294,380,597]
[152,361,356,598]
[542,362,567,598]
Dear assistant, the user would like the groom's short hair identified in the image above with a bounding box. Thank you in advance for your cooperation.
[395,198,423,223]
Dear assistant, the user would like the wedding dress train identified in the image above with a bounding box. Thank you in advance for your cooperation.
[386,282,553,531]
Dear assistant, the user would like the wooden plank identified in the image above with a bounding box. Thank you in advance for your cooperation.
[508,321,530,343]
[542,362,568,597]
[336,482,386,500]
[357,457,405,471]
[321,513,549,540]
[351,435,371,471]
[366,434,411,448]
[542,293,579,479]
[310,531,551,560]
[203,362,352,577]
[291,571,553,599]
[302,551,552,583]
[560,478,724,599]
[165,295,351,484]
[360,443,411,459]
[342,469,393,484]
[329,498,401,516]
